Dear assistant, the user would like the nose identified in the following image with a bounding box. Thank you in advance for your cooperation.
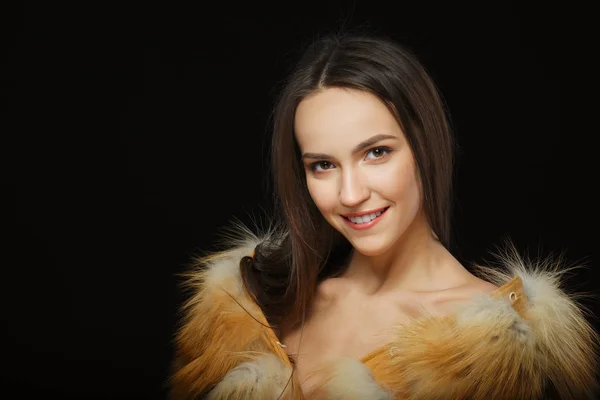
[339,167,370,207]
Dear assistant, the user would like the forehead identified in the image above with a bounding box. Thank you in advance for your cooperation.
[294,87,403,150]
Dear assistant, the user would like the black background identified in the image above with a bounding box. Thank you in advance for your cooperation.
[5,2,596,399]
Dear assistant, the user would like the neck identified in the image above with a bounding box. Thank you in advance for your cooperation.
[341,209,465,296]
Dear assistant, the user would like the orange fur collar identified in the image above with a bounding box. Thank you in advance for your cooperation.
[169,234,599,399]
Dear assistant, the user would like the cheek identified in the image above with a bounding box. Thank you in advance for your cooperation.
[306,178,338,213]
[375,160,421,204]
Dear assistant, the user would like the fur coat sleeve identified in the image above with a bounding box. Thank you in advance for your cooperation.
[168,235,599,400]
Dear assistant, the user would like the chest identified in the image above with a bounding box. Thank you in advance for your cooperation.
[280,296,438,395]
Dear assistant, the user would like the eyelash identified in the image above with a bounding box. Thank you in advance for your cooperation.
[309,146,393,172]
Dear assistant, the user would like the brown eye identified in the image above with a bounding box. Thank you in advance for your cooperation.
[366,147,391,160]
[311,161,334,172]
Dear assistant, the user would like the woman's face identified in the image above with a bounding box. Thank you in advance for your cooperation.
[294,87,423,256]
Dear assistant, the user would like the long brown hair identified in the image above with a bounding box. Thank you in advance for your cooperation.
[240,32,455,337]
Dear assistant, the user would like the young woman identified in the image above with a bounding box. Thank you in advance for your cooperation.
[169,33,598,399]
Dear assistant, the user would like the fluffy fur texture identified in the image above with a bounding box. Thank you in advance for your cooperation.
[169,232,599,399]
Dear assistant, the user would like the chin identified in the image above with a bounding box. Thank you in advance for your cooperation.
[348,237,394,257]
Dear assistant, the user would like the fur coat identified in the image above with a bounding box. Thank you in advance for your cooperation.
[169,234,599,399]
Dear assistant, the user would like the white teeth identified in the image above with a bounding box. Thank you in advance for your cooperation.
[362,213,375,223]
[348,209,385,224]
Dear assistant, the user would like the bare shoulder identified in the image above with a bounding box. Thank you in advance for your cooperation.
[467,276,499,294]
[432,277,499,316]
[451,276,499,301]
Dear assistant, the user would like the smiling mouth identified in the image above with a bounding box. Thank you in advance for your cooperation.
[343,207,389,225]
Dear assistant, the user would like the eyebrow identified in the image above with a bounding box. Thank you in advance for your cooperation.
[301,134,398,160]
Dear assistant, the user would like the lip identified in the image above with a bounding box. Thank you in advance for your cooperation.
[342,207,389,230]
